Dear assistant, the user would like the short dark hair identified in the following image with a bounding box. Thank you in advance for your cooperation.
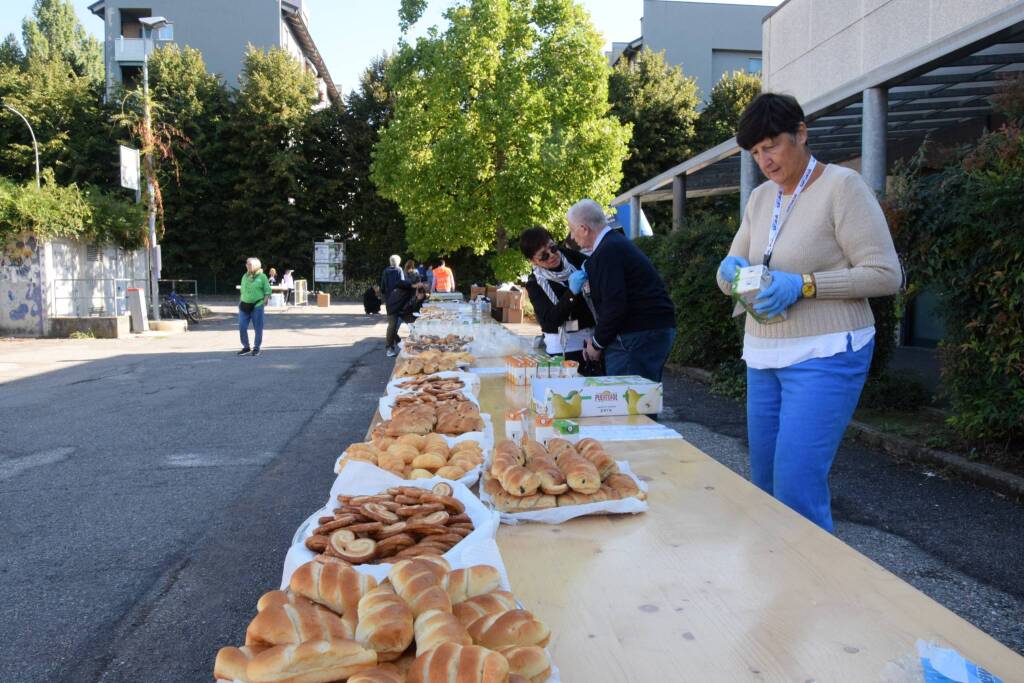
[519,227,554,260]
[736,93,806,150]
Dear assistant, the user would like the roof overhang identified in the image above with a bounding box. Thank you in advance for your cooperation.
[612,5,1024,207]
[88,0,105,17]
[281,1,340,104]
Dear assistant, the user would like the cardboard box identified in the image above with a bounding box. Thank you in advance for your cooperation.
[501,288,524,310]
[501,308,524,324]
[492,307,504,323]
[470,285,486,301]
[316,291,331,307]
[532,376,664,418]
[485,285,498,301]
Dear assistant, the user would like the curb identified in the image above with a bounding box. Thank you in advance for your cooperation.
[673,365,1024,500]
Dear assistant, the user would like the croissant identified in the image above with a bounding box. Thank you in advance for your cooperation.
[497,645,552,683]
[389,558,453,617]
[245,601,355,647]
[289,559,377,617]
[466,609,551,649]
[525,455,567,495]
[348,665,405,683]
[452,591,518,627]
[443,565,502,604]
[407,642,509,683]
[499,465,542,497]
[356,583,414,662]
[411,452,446,470]
[414,608,472,656]
[213,645,266,682]
[246,639,377,683]
[556,452,601,494]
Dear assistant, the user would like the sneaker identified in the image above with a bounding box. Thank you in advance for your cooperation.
[237,348,251,355]
[386,347,398,358]
[251,348,261,357]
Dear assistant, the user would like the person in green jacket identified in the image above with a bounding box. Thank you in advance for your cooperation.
[239,257,272,356]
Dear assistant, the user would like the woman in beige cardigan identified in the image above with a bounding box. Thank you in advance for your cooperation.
[716,93,901,532]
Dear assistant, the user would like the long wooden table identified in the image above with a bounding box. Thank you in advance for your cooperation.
[459,360,1023,682]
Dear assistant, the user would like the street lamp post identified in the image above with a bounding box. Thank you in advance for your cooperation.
[139,16,171,321]
[3,103,41,188]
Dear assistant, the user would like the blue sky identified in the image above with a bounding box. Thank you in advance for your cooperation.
[0,0,778,97]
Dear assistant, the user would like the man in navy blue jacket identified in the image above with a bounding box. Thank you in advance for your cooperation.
[567,199,676,382]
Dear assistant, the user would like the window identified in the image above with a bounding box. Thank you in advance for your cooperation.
[156,24,173,41]
[747,57,763,73]
[86,245,103,263]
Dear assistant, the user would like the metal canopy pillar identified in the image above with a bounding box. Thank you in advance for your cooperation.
[672,174,687,232]
[629,195,641,239]
[862,87,889,195]
[740,149,757,216]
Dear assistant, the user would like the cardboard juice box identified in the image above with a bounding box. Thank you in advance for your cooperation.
[532,376,664,418]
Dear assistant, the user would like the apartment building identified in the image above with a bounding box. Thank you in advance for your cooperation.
[87,0,338,104]
[608,0,770,101]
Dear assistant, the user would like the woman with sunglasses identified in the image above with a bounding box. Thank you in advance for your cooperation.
[519,227,603,376]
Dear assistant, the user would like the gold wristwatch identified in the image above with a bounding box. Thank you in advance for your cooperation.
[801,273,817,299]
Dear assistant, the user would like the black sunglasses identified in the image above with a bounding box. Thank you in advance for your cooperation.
[533,242,558,262]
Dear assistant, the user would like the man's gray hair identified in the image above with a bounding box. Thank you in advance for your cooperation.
[246,257,261,271]
[389,254,402,267]
[567,199,608,231]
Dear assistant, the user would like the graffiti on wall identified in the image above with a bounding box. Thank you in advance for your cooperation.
[1,233,44,335]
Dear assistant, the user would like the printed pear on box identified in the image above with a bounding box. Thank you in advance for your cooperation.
[550,391,583,418]
[625,385,663,415]
[533,377,663,418]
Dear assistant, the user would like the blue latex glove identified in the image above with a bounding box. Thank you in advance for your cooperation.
[568,270,587,294]
[754,271,803,318]
[718,255,749,283]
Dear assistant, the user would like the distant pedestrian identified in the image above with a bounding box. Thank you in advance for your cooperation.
[267,267,278,285]
[432,258,455,293]
[385,281,427,357]
[715,92,901,531]
[404,259,422,285]
[567,199,676,382]
[363,284,382,315]
[380,255,405,300]
[425,261,435,292]
[238,257,271,357]
[281,269,295,304]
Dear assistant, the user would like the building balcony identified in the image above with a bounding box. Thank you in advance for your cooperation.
[114,36,146,63]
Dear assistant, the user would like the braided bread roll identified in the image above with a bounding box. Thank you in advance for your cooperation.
[407,642,509,683]
[525,455,567,495]
[213,645,265,682]
[466,609,551,649]
[246,639,377,683]
[245,601,355,647]
[555,452,600,494]
[497,645,552,683]
[290,559,377,617]
[443,565,502,604]
[355,583,414,662]
[453,590,517,627]
[414,608,472,656]
[389,558,453,617]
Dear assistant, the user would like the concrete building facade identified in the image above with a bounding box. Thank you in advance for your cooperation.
[87,0,338,104]
[609,1,770,100]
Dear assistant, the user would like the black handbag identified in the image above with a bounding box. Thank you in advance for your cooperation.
[238,300,257,313]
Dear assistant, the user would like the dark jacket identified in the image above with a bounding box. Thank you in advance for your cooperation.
[363,286,382,313]
[587,229,676,349]
[380,266,404,299]
[385,280,423,317]
[524,249,597,335]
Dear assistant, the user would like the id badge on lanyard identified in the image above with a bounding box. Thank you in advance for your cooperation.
[763,156,817,269]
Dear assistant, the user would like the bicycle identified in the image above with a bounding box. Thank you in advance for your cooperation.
[162,290,200,323]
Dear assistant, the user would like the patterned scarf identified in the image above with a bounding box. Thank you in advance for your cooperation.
[532,252,597,321]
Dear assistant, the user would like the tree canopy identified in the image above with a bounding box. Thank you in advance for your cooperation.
[373,0,631,280]
[694,70,762,151]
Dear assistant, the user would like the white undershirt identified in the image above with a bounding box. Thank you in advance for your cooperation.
[587,227,612,255]
[543,329,593,354]
[743,326,876,370]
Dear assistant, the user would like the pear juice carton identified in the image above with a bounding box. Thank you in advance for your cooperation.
[532,376,664,418]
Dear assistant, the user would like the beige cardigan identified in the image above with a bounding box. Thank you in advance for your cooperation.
[716,164,901,339]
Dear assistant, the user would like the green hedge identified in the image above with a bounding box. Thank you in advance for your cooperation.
[885,119,1024,446]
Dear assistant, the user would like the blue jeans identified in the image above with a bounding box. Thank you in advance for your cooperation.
[746,337,873,532]
[603,327,676,382]
[239,304,265,350]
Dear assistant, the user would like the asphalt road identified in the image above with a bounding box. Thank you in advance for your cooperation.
[1,305,1021,683]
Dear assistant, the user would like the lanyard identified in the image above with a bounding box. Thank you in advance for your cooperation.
[763,156,817,269]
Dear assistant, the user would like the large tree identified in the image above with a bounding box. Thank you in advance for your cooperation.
[608,47,701,193]
[374,0,631,280]
[21,0,102,82]
[694,70,761,151]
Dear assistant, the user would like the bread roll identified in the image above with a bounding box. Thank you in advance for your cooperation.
[411,452,446,470]
[356,583,414,662]
[389,558,453,617]
[443,565,502,604]
[289,559,377,617]
[603,473,640,498]
[499,465,541,497]
[407,642,509,683]
[348,665,405,683]
[556,453,600,494]
[520,439,548,461]
[414,608,472,656]
[466,609,550,649]
[496,645,551,683]
[256,590,318,613]
[452,591,517,627]
[214,645,265,681]
[245,601,355,647]
[524,456,568,495]
[580,447,618,479]
[246,639,377,683]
